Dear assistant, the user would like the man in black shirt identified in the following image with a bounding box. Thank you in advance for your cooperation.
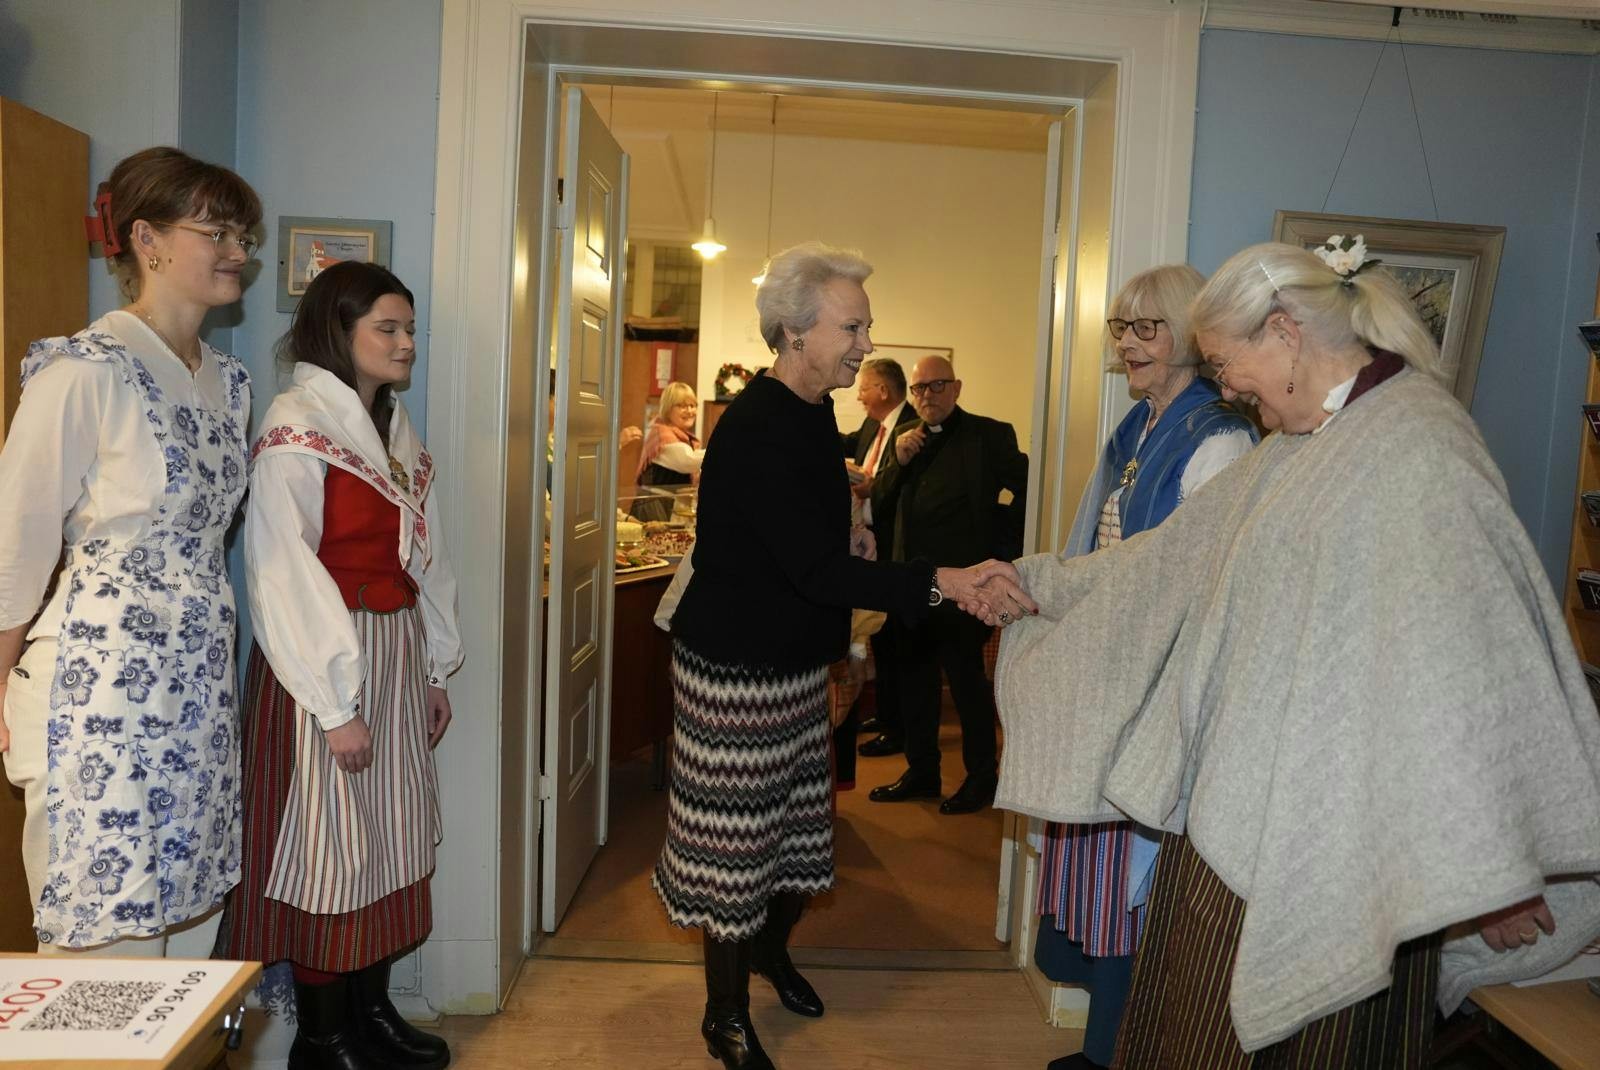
[867,355,1027,814]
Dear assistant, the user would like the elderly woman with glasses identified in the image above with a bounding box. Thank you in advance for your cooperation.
[0,147,261,956]
[660,241,1028,1070]
[987,241,1600,1067]
[632,380,706,522]
[1032,264,1256,1070]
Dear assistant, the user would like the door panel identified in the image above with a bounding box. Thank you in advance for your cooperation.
[542,87,628,932]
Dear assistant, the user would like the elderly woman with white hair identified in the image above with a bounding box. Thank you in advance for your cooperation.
[988,240,1600,1067]
[658,241,1029,1070]
[1033,264,1256,1070]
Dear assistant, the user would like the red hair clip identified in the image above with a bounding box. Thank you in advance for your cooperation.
[83,191,120,255]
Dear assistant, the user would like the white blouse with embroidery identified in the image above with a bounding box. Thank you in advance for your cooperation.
[244,366,463,732]
[0,311,234,637]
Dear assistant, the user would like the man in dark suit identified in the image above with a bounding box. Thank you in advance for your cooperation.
[833,359,920,784]
[867,355,1027,814]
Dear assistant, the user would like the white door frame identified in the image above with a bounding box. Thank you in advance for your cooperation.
[423,0,1201,1015]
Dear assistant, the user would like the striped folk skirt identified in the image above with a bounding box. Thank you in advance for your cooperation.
[653,644,834,941]
[222,606,440,973]
[1113,833,1441,1070]
[1038,820,1145,957]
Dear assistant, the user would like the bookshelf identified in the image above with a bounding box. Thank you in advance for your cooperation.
[1561,270,1600,664]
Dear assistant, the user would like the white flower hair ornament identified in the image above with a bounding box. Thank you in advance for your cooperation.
[1313,233,1381,286]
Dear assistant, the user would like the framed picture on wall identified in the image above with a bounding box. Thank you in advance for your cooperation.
[275,216,393,312]
[1273,210,1505,408]
[830,344,954,430]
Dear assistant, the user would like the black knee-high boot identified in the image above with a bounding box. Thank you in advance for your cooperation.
[702,933,775,1070]
[349,957,451,1069]
[289,976,379,1070]
[751,892,823,1018]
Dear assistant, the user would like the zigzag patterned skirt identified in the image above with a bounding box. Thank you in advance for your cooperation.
[652,643,834,941]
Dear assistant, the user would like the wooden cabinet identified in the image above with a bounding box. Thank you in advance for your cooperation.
[1562,272,1600,664]
[0,98,89,952]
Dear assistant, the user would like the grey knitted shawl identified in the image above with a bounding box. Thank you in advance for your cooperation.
[995,369,1600,1051]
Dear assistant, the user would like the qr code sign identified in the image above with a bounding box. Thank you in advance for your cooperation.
[21,980,164,1031]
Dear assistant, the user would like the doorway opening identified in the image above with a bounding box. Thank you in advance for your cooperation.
[535,77,1075,972]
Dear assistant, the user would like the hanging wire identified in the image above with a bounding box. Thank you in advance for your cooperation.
[608,85,615,129]
[708,91,720,220]
[1321,31,1393,212]
[1396,25,1442,221]
[764,96,779,263]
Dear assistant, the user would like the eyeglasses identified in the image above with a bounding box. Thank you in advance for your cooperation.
[908,379,954,397]
[165,222,260,259]
[1210,351,1241,390]
[1107,318,1166,341]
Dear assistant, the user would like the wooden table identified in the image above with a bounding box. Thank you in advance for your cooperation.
[1470,979,1600,1070]
[0,954,261,1069]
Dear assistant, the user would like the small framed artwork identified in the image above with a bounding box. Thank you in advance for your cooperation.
[1273,211,1505,408]
[829,344,954,430]
[275,216,393,312]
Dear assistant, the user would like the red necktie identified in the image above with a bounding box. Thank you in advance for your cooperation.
[864,424,887,475]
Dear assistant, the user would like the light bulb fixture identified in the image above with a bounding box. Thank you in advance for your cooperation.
[693,91,727,260]
[753,95,779,286]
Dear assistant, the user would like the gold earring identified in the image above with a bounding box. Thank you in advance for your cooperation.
[147,255,160,272]
[791,337,806,352]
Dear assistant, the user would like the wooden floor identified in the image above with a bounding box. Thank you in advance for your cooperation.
[434,957,1078,1069]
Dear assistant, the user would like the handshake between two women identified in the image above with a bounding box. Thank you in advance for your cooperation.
[935,560,1036,629]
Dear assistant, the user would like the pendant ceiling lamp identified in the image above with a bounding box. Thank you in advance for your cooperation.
[692,91,727,259]
[753,95,779,286]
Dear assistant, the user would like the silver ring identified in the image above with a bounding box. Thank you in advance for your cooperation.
[999,611,1011,624]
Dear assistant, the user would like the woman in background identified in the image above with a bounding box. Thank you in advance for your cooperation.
[0,146,259,955]
[1035,264,1256,1070]
[224,262,461,1070]
[632,380,705,522]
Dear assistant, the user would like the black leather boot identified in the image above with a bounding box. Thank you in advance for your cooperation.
[701,933,776,1070]
[349,957,451,1069]
[289,975,380,1070]
[750,893,823,1018]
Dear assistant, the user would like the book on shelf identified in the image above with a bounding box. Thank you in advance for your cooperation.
[1579,569,1600,612]
[1581,320,1600,360]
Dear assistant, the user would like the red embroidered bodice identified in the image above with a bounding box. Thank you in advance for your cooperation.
[318,467,418,612]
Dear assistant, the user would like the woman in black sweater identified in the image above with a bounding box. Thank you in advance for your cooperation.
[658,242,1033,1070]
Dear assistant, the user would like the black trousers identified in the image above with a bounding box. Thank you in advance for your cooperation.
[898,606,997,783]
[831,619,905,785]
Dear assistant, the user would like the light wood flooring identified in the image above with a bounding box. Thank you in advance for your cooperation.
[433,957,1078,1069]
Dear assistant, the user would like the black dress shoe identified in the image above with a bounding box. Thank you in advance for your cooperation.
[857,716,883,734]
[1047,1053,1107,1070]
[868,773,941,802]
[857,734,903,757]
[939,776,998,815]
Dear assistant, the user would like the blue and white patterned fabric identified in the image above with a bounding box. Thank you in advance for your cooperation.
[21,328,250,947]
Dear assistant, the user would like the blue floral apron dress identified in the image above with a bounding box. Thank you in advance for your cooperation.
[22,329,249,947]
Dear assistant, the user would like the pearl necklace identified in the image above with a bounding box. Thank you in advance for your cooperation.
[127,305,202,374]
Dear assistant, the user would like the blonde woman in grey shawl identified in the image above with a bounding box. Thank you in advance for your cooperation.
[986,240,1600,1068]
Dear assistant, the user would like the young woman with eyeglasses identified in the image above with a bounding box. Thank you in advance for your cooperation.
[0,146,261,956]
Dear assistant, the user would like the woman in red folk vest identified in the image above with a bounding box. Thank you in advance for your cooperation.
[222,261,462,1070]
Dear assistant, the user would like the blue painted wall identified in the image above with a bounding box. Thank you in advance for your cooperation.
[233,0,444,436]
[1189,28,1600,587]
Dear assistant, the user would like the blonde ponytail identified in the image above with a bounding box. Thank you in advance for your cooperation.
[1344,268,1443,380]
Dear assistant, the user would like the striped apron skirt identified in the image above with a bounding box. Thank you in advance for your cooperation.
[1113,833,1441,1070]
[1038,820,1145,956]
[653,643,833,942]
[222,605,440,972]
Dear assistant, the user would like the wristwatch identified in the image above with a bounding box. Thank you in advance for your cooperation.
[928,577,944,607]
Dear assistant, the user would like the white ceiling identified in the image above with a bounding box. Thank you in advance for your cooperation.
[578,85,1052,243]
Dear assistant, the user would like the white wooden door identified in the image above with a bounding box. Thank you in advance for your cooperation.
[542,87,628,932]
[997,115,1072,945]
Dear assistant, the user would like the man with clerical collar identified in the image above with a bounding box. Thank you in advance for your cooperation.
[867,355,1028,814]
[838,359,922,766]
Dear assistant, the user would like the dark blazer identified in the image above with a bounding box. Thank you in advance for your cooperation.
[841,401,919,467]
[871,406,1028,568]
